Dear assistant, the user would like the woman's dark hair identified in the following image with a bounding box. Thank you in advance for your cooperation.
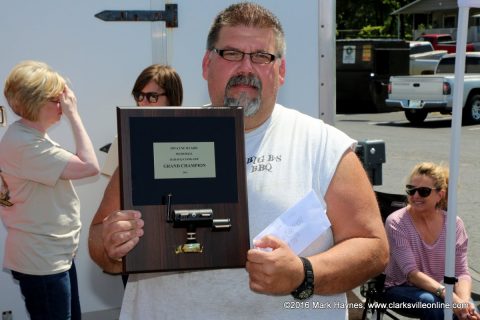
[131,64,183,106]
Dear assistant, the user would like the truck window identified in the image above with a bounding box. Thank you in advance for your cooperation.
[436,57,455,73]
[410,44,433,54]
[436,56,480,74]
[466,57,480,73]
[438,36,453,42]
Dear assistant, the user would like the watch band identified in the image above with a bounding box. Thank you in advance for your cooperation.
[291,257,314,300]
[302,257,314,287]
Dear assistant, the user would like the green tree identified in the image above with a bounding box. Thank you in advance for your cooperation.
[337,0,412,38]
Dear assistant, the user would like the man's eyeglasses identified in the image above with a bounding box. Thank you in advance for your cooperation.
[213,48,276,65]
[133,91,166,103]
[405,185,439,197]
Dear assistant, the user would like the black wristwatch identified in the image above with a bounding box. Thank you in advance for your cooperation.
[291,257,314,300]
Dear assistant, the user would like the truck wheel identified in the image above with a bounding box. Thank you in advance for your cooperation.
[463,94,480,124]
[404,109,428,125]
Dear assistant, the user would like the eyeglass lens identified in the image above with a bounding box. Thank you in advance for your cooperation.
[134,92,163,103]
[405,185,434,197]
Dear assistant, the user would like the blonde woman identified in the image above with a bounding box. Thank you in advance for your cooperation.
[383,162,479,320]
[0,60,99,319]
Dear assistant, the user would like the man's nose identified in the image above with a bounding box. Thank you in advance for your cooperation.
[236,54,255,72]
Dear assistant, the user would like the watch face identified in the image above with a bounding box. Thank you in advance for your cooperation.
[298,288,313,300]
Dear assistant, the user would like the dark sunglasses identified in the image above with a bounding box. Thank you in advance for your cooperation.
[405,185,439,197]
[133,91,166,103]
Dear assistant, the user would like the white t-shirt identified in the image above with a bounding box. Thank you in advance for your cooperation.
[0,120,79,275]
[120,104,356,319]
[101,136,119,177]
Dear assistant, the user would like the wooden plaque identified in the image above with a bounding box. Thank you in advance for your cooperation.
[117,107,249,273]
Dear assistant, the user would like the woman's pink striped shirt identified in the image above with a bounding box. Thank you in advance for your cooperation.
[384,207,470,288]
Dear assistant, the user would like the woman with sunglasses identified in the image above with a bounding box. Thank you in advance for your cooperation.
[382,162,478,319]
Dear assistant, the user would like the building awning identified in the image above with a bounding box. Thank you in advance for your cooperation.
[391,0,458,15]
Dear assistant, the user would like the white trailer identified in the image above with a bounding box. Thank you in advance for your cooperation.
[0,1,335,318]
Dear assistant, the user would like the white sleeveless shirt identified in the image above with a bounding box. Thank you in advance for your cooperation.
[120,104,355,319]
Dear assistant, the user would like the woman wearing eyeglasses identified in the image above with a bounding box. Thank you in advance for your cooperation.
[383,162,479,320]
[131,64,183,107]
[101,64,183,176]
[90,64,183,286]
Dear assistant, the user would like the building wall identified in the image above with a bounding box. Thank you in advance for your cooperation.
[412,9,480,41]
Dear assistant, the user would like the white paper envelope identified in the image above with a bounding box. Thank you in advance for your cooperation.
[253,190,332,255]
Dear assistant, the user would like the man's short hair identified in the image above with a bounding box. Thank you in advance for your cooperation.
[206,2,286,58]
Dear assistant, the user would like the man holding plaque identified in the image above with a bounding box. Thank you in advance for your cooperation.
[89,2,388,319]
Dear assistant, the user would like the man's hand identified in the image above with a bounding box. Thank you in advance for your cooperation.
[246,235,304,295]
[102,210,144,261]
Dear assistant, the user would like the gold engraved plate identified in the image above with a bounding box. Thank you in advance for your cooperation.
[175,243,204,254]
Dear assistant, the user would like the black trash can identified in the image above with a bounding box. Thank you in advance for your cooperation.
[336,39,409,113]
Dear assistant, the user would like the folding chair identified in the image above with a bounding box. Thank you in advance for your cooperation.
[361,273,401,320]
[360,191,415,320]
[373,191,406,222]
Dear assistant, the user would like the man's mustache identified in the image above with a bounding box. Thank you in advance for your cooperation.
[225,74,262,92]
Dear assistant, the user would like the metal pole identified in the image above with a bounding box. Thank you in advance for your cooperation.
[151,0,168,65]
[444,3,470,319]
[318,0,336,125]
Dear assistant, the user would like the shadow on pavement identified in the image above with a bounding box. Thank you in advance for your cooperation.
[375,119,453,129]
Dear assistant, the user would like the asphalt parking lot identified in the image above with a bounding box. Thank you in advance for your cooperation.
[334,111,480,319]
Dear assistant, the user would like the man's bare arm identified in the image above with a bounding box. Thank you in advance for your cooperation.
[246,150,388,295]
[88,169,143,274]
[309,149,389,294]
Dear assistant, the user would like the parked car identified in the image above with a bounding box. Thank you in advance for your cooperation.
[415,33,475,53]
[409,41,446,75]
[386,52,480,124]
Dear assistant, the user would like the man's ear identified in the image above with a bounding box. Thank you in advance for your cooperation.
[202,51,211,80]
[278,58,286,85]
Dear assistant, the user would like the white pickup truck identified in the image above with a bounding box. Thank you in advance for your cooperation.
[409,41,446,75]
[386,52,480,124]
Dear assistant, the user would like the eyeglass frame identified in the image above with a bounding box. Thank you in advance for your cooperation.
[405,185,440,197]
[132,91,166,104]
[213,48,277,65]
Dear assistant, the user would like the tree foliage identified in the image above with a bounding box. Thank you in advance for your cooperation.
[337,0,412,38]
